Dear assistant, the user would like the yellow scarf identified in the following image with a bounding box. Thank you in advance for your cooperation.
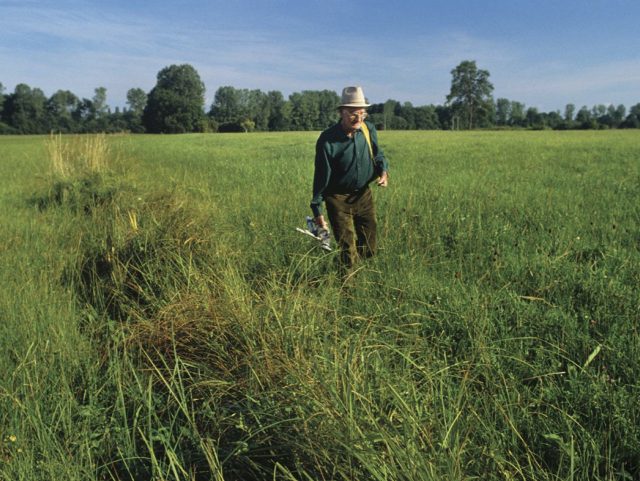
[360,121,374,160]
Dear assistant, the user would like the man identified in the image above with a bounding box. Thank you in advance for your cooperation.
[310,86,389,269]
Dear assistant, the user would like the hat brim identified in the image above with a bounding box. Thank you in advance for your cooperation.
[338,102,371,109]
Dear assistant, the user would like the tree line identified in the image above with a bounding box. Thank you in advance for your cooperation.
[1,61,639,134]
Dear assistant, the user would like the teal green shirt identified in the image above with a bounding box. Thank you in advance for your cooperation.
[311,120,388,217]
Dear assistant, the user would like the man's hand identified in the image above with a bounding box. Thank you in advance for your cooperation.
[377,171,389,187]
[314,215,328,229]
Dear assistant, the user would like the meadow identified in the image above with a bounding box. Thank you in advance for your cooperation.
[0,130,638,480]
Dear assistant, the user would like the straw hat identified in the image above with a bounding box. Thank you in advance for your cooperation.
[338,86,370,108]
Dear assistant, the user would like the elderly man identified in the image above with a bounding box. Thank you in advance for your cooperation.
[310,86,389,269]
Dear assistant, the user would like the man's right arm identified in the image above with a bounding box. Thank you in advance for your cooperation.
[310,139,331,223]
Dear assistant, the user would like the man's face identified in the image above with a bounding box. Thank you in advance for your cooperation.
[340,107,368,132]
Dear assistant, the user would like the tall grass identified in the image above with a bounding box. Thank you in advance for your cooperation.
[46,133,111,178]
[0,131,638,480]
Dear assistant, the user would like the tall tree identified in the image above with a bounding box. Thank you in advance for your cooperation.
[3,83,47,133]
[621,103,640,128]
[369,100,405,130]
[317,90,340,129]
[435,105,453,130]
[91,87,111,131]
[413,105,440,129]
[209,86,243,125]
[247,89,270,131]
[126,88,147,133]
[544,110,564,130]
[495,98,511,126]
[73,98,96,130]
[446,60,494,129]
[611,104,626,125]
[510,101,526,127]
[292,89,339,130]
[209,86,273,131]
[126,88,147,116]
[288,92,315,130]
[525,107,542,128]
[143,64,205,133]
[575,106,594,129]
[383,100,399,130]
[592,104,607,120]
[564,103,575,123]
[46,90,80,132]
[92,87,108,116]
[266,90,288,131]
[399,102,416,129]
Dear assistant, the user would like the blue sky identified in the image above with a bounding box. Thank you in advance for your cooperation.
[1,0,639,112]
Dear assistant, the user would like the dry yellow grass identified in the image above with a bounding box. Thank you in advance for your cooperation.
[46,133,111,178]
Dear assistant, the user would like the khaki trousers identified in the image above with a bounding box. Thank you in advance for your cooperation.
[325,187,377,267]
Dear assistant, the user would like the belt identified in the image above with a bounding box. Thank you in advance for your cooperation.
[329,185,369,196]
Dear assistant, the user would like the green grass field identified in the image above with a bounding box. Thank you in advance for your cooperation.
[1,130,638,480]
